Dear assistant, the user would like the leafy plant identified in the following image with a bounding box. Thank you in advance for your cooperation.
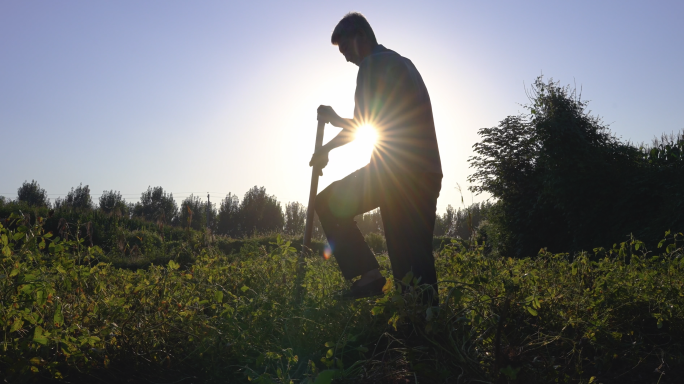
[468,76,684,256]
[16,180,49,208]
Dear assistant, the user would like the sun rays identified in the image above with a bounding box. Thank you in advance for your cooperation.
[354,124,378,149]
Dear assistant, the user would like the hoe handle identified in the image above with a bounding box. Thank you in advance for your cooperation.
[302,117,326,253]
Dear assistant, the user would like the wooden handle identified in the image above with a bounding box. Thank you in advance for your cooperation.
[302,118,326,253]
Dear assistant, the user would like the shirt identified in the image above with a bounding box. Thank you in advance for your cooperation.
[354,45,442,175]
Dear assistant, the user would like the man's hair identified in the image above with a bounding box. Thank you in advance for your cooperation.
[331,12,378,46]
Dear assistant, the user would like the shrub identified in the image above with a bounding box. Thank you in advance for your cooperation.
[284,201,306,236]
[216,193,241,237]
[3,213,684,383]
[239,186,284,236]
[132,186,178,224]
[468,76,684,256]
[17,180,49,207]
[56,183,93,210]
[364,232,386,253]
[178,193,215,231]
[99,190,128,216]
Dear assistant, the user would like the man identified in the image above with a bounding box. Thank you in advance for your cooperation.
[311,12,442,300]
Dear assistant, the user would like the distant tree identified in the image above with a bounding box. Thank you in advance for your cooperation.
[59,183,93,210]
[17,180,49,207]
[216,193,241,237]
[452,202,492,240]
[99,190,128,216]
[355,208,384,236]
[433,202,493,239]
[311,212,325,240]
[284,202,306,236]
[133,186,178,224]
[178,194,215,231]
[240,186,284,236]
[433,205,456,237]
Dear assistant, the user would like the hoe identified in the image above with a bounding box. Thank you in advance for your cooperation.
[293,115,325,303]
[302,115,326,255]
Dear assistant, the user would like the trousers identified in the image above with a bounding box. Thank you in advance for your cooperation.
[315,165,442,288]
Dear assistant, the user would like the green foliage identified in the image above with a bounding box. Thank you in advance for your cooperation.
[178,193,215,231]
[434,202,492,240]
[354,208,383,236]
[469,76,684,256]
[283,202,306,236]
[98,190,128,216]
[216,188,289,238]
[17,180,49,208]
[132,186,178,225]
[642,131,684,167]
[2,211,684,383]
[364,232,386,254]
[216,192,241,237]
[239,186,284,237]
[55,183,93,211]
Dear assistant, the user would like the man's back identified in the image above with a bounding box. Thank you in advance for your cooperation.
[354,45,442,175]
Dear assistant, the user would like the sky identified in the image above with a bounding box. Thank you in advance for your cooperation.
[1,1,683,214]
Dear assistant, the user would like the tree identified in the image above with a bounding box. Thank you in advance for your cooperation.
[468,76,645,256]
[284,202,306,236]
[60,183,93,210]
[452,202,492,240]
[17,180,49,207]
[133,186,178,224]
[433,205,456,237]
[355,208,384,236]
[240,186,284,236]
[178,194,215,231]
[216,193,241,237]
[100,190,128,216]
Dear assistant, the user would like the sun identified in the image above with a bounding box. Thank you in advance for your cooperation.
[331,124,378,172]
[354,124,378,149]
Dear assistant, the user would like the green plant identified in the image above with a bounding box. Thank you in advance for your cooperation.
[468,76,684,257]
[3,208,684,383]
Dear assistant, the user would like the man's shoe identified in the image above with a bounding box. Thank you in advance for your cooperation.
[340,277,387,300]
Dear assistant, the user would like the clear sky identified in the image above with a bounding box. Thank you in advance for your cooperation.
[1,1,682,213]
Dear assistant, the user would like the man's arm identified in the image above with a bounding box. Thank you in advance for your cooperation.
[309,105,360,175]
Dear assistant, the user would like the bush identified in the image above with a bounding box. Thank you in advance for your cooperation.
[364,232,386,254]
[56,183,93,210]
[3,213,684,383]
[216,193,241,237]
[283,201,306,236]
[132,186,178,224]
[239,186,284,236]
[99,190,128,216]
[178,194,215,231]
[468,76,684,256]
[17,180,49,207]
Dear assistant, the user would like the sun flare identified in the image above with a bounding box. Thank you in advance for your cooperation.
[355,124,378,149]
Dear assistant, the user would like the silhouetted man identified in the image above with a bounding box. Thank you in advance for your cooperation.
[311,12,442,300]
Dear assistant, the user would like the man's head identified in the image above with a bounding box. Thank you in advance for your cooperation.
[331,12,378,66]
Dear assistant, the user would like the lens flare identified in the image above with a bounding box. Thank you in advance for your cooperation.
[355,124,377,149]
[323,243,332,260]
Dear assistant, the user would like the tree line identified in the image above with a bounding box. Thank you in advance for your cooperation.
[4,181,485,240]
[6,75,683,259]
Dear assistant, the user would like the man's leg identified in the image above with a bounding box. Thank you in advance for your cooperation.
[315,166,382,281]
[381,172,442,300]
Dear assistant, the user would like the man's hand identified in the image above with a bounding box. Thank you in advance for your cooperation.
[317,105,340,126]
[309,149,329,176]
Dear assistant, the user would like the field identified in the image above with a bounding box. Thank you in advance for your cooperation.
[2,213,684,384]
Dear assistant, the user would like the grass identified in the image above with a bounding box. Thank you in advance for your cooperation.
[2,213,684,383]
